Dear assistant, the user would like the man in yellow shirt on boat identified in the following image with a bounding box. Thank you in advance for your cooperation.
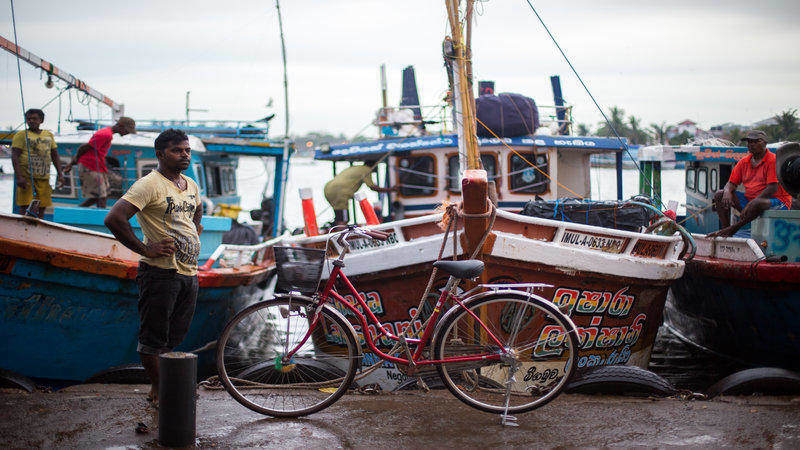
[11,108,63,218]
[324,159,396,225]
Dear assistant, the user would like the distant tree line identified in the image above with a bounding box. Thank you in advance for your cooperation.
[577,107,800,145]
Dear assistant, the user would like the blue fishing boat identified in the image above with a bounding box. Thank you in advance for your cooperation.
[639,142,800,370]
[0,125,291,382]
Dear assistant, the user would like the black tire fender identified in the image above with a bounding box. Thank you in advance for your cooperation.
[706,367,800,398]
[566,365,677,397]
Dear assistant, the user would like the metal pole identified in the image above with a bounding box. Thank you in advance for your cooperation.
[275,0,291,234]
[158,352,197,447]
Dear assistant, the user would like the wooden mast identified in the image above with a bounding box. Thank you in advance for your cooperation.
[446,0,489,258]
[445,0,480,170]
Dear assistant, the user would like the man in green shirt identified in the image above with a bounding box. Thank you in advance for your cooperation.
[11,108,63,218]
[323,159,396,225]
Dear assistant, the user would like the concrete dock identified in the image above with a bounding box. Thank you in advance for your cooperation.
[1,385,799,448]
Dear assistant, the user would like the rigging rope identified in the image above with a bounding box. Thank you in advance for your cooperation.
[9,0,38,215]
[524,0,666,210]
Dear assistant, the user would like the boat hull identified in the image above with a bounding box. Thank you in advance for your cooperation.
[665,257,800,371]
[278,210,685,389]
[0,254,265,381]
[0,213,273,382]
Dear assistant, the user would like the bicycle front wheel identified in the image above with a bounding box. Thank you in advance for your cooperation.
[432,292,579,414]
[216,297,360,417]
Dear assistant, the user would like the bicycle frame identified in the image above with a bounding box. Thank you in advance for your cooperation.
[283,263,507,367]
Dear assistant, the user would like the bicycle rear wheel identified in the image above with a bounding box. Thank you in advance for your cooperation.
[432,292,579,414]
[216,297,360,417]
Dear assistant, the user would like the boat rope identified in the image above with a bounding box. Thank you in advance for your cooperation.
[523,0,666,210]
[8,0,38,216]
[475,115,583,198]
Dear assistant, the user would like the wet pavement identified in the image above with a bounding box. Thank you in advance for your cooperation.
[2,384,799,448]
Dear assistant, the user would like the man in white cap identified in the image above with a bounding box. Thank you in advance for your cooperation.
[709,130,792,237]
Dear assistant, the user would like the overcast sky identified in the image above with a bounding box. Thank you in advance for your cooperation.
[2,1,799,137]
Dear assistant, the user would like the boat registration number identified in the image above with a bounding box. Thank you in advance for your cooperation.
[347,232,399,253]
[559,231,626,253]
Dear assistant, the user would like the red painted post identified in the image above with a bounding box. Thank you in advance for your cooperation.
[462,169,489,256]
[299,187,319,236]
[355,192,380,225]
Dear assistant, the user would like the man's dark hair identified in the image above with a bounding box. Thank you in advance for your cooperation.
[154,128,189,152]
[25,108,45,120]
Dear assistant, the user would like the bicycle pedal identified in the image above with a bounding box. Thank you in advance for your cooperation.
[500,414,518,427]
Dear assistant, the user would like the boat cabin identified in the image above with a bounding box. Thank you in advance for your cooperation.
[639,143,800,261]
[3,124,291,262]
[316,134,628,219]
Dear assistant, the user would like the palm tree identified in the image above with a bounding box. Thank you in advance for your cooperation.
[773,109,799,140]
[649,122,667,144]
[724,127,745,144]
[627,116,648,145]
[596,106,629,139]
[576,123,591,136]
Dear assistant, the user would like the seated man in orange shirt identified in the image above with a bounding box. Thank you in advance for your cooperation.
[709,130,792,237]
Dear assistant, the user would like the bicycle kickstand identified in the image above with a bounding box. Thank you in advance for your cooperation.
[500,372,519,427]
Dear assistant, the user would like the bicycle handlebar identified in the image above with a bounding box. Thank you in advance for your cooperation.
[335,226,390,249]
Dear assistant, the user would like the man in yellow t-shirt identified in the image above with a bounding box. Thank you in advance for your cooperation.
[105,129,202,406]
[323,159,396,225]
[11,108,63,217]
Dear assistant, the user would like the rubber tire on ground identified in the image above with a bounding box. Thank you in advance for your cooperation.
[432,292,580,414]
[565,365,677,396]
[85,364,149,384]
[216,297,359,417]
[706,367,800,398]
[0,368,36,392]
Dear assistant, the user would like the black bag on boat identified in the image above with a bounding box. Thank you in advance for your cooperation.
[520,198,654,232]
[475,93,540,138]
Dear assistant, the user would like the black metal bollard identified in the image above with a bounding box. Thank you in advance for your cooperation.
[158,352,197,447]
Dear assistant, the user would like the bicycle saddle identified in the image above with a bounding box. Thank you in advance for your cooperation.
[433,259,484,279]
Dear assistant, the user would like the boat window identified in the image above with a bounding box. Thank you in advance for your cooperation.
[710,168,718,192]
[398,155,436,196]
[221,166,237,195]
[508,152,548,194]
[138,160,158,178]
[697,168,708,196]
[193,164,205,191]
[686,168,696,191]
[205,163,221,196]
[719,164,732,187]
[106,156,125,199]
[446,154,499,191]
[52,156,76,198]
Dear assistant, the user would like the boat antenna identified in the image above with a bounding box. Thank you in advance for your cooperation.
[524,0,665,209]
[273,0,291,235]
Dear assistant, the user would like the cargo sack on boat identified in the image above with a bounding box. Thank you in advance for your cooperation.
[521,198,655,232]
[475,93,540,137]
[274,246,326,294]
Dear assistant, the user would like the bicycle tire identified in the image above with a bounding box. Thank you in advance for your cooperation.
[432,292,579,414]
[216,297,360,417]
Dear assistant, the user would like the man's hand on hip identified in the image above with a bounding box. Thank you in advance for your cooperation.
[144,238,176,258]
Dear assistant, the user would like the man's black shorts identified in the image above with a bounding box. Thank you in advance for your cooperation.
[136,262,198,355]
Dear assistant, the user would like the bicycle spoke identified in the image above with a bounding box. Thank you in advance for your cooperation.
[435,294,578,414]
[217,298,359,417]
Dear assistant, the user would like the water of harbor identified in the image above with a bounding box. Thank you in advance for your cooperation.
[1,156,735,390]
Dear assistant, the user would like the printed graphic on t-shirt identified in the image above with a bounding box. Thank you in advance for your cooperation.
[162,194,200,267]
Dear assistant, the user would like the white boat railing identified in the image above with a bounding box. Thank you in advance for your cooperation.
[200,233,289,270]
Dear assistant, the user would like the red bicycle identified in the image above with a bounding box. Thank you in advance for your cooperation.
[217,226,580,419]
